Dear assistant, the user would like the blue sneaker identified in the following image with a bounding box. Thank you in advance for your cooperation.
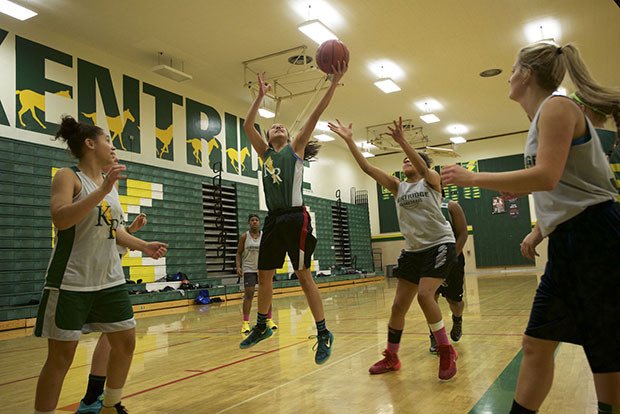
[239,326,272,349]
[312,331,334,365]
[76,394,103,413]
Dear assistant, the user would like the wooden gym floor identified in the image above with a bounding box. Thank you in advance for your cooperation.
[0,274,598,413]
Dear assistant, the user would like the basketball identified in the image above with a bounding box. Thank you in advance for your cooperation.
[315,39,350,74]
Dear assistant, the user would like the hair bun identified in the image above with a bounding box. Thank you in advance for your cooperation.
[55,115,80,141]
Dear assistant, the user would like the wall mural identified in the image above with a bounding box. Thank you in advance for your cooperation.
[0,27,266,179]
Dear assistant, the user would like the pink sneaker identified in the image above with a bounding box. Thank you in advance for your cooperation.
[437,344,458,380]
[368,350,401,375]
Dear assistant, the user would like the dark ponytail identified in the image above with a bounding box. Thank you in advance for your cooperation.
[54,115,103,158]
[303,140,321,161]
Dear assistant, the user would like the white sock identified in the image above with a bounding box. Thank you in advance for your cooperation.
[103,387,123,407]
[428,320,445,332]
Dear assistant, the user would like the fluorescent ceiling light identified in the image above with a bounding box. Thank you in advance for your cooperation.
[450,136,467,144]
[414,99,443,112]
[374,78,401,94]
[368,60,405,80]
[0,0,37,20]
[356,141,377,150]
[446,124,468,134]
[553,86,567,96]
[524,19,561,43]
[361,151,375,158]
[420,114,440,124]
[258,108,275,119]
[315,121,330,132]
[298,19,338,45]
[314,134,335,142]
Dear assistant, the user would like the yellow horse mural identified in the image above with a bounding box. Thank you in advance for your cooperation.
[156,124,174,158]
[16,89,71,129]
[226,147,251,174]
[185,137,221,166]
[82,109,136,150]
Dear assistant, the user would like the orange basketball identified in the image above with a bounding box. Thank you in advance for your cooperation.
[315,39,349,74]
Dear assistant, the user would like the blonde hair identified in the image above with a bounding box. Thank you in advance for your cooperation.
[518,42,620,132]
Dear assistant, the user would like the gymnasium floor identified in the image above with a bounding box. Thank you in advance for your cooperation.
[0,274,597,414]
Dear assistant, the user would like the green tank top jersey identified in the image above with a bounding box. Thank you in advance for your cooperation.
[262,145,304,211]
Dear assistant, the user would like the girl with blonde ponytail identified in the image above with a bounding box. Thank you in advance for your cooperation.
[441,42,620,414]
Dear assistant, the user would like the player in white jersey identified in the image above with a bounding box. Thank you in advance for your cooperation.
[441,43,620,414]
[236,214,277,334]
[330,118,459,380]
[33,116,168,414]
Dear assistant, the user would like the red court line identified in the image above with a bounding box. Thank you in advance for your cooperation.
[57,339,308,412]
[0,336,210,388]
[332,331,523,337]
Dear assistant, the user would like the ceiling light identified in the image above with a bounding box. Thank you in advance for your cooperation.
[298,19,338,45]
[479,68,503,77]
[315,121,330,132]
[258,108,275,119]
[374,78,401,94]
[414,99,443,112]
[420,114,440,124]
[356,141,377,150]
[0,0,37,20]
[553,86,567,96]
[524,19,561,43]
[314,134,335,142]
[450,136,467,144]
[446,124,468,134]
[368,60,405,80]
[361,151,375,158]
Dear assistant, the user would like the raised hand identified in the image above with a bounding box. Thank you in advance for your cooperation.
[101,164,126,194]
[141,241,168,259]
[386,117,406,143]
[329,60,348,84]
[129,213,147,233]
[257,72,272,98]
[328,119,354,142]
[440,164,475,187]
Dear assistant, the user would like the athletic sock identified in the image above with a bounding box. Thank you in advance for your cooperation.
[452,314,463,322]
[256,312,268,330]
[387,326,403,353]
[315,319,328,335]
[429,320,450,346]
[83,374,106,404]
[103,387,123,408]
[267,309,272,319]
[243,313,250,322]
[510,400,537,413]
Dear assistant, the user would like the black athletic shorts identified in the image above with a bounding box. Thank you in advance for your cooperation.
[525,201,620,373]
[437,253,465,302]
[258,206,317,271]
[393,243,456,285]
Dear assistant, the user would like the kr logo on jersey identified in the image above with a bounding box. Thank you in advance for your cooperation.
[263,157,282,185]
[97,200,120,239]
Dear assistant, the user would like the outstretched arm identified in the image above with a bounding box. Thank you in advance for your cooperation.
[387,117,441,191]
[441,99,576,192]
[329,120,400,196]
[291,62,348,158]
[243,73,270,158]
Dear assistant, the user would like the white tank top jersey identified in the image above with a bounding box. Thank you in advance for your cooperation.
[241,231,262,273]
[524,96,617,237]
[44,167,126,292]
[395,179,455,251]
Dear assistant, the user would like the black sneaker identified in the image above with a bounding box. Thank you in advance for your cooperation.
[429,333,438,355]
[100,402,128,414]
[239,325,273,349]
[450,316,462,342]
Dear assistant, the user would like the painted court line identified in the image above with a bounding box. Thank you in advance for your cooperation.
[0,336,210,388]
[215,342,379,414]
[57,339,309,412]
